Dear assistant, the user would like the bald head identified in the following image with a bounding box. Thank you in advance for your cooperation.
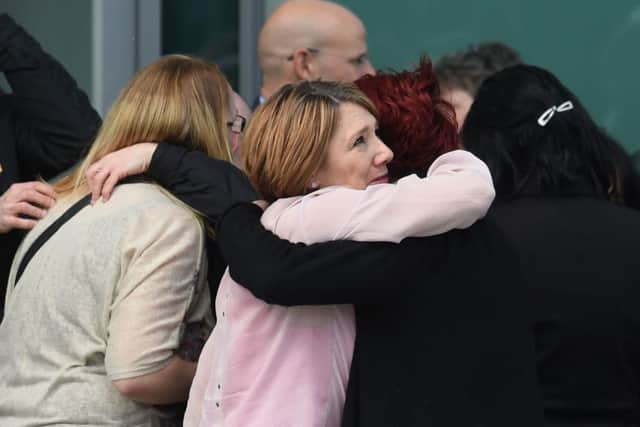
[258,0,375,99]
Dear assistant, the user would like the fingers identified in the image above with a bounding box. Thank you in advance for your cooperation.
[101,172,121,202]
[86,143,161,204]
[19,184,56,210]
[2,216,38,232]
[86,163,100,203]
[87,166,110,205]
[2,182,56,209]
[0,182,53,233]
[14,201,48,219]
[28,181,57,203]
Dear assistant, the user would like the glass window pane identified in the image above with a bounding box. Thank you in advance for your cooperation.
[162,0,239,88]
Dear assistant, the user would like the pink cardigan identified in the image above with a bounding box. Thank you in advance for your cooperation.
[183,150,495,427]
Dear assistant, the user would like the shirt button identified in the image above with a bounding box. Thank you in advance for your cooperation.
[216,402,220,408]
[218,384,221,390]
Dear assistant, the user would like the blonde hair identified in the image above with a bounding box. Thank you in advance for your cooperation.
[242,80,376,202]
[56,54,231,197]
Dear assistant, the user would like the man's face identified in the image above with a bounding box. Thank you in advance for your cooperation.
[313,21,375,82]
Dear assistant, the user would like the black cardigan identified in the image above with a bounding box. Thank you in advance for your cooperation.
[216,203,544,427]
[144,144,544,426]
[219,197,640,427]
[490,196,640,426]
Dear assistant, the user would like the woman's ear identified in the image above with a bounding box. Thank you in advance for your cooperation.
[291,48,318,81]
[307,175,319,190]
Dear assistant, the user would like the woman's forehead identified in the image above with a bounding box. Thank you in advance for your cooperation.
[338,102,375,123]
[335,102,377,140]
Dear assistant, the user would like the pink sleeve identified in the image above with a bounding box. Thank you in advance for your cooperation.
[292,150,495,243]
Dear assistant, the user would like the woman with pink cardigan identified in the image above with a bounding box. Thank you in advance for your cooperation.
[88,77,494,426]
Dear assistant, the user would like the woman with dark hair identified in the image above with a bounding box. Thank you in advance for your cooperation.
[87,61,544,426]
[463,64,616,200]
[460,64,640,425]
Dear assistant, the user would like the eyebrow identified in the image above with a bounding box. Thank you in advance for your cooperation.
[345,119,377,142]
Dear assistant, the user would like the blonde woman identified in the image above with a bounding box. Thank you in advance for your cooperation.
[86,79,494,426]
[0,55,254,426]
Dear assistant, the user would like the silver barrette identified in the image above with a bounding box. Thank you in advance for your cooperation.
[537,101,574,127]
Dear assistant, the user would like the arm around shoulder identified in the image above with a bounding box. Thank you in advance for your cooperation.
[217,203,449,305]
[318,149,495,242]
[148,143,257,225]
[424,149,496,224]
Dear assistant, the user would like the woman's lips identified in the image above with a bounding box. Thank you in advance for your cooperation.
[369,174,389,185]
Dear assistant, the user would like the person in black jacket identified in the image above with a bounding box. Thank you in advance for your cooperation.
[0,14,101,318]
[462,65,640,426]
[87,61,544,426]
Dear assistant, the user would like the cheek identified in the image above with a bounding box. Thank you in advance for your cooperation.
[356,158,375,186]
[346,65,365,82]
[324,61,356,82]
[326,158,367,188]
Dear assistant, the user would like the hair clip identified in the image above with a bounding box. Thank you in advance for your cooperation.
[537,101,574,126]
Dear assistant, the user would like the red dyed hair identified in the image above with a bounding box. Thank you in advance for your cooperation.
[355,58,459,180]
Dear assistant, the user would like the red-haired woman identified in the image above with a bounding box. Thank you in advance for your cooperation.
[354,61,459,181]
[86,60,542,426]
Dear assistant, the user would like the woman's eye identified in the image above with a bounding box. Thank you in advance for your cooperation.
[353,136,365,147]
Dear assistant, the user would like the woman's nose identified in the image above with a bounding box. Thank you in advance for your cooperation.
[376,139,393,165]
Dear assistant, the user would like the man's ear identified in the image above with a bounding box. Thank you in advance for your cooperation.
[291,48,318,80]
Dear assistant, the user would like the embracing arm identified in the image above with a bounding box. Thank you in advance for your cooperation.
[87,143,258,225]
[0,14,101,180]
[294,150,495,243]
[217,203,451,305]
[147,144,258,224]
[217,151,491,305]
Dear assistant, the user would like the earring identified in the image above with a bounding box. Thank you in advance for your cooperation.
[310,181,319,189]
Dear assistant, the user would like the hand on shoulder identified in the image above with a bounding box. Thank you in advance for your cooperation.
[0,181,56,233]
[86,142,158,204]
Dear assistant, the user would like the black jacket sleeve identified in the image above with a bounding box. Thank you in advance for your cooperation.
[0,14,101,180]
[148,143,258,226]
[215,202,451,305]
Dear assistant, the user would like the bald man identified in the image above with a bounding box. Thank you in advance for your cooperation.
[257,0,375,105]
